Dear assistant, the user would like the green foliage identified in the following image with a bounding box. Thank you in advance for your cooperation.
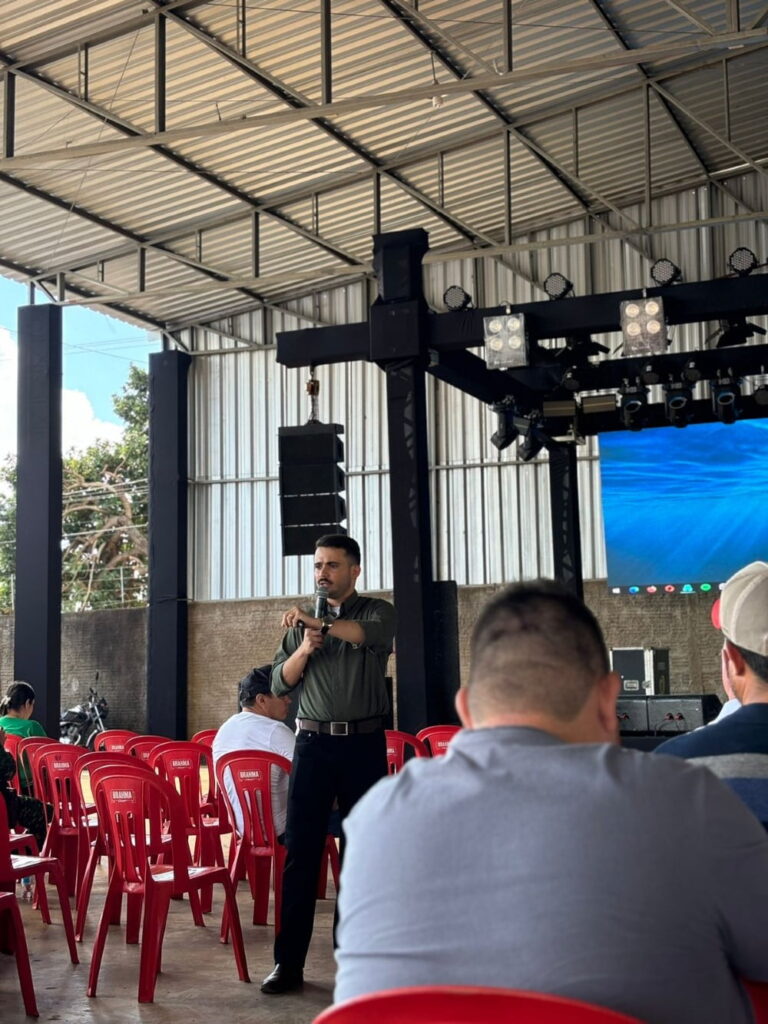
[0,365,150,613]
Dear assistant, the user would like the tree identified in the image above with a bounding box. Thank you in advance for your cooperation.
[0,365,150,612]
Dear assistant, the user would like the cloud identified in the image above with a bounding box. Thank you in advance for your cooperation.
[0,327,123,461]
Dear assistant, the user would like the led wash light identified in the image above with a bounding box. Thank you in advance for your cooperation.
[484,312,529,369]
[620,298,668,356]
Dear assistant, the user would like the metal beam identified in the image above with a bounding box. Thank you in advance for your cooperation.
[3,71,14,159]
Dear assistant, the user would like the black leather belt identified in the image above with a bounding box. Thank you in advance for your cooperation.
[297,716,384,736]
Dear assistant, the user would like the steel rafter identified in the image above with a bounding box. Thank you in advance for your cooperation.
[152,2,541,278]
[376,0,651,255]
[586,0,768,225]
[0,54,369,273]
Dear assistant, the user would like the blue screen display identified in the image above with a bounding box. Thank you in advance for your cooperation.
[599,418,768,590]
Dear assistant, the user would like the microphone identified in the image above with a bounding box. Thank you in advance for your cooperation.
[314,586,329,622]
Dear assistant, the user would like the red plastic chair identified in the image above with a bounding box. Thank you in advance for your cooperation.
[313,986,644,1023]
[745,980,768,1022]
[3,732,22,791]
[150,741,226,912]
[191,729,218,746]
[87,768,249,1002]
[94,729,137,753]
[416,725,461,757]
[215,749,290,936]
[384,730,429,774]
[0,889,39,1017]
[21,739,63,800]
[73,751,162,942]
[0,794,78,965]
[124,735,169,762]
[36,744,92,897]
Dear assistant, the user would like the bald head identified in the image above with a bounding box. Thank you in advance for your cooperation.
[467,580,611,724]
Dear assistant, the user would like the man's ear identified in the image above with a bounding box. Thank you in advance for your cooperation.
[351,563,361,584]
[455,686,473,728]
[723,640,747,676]
[596,671,621,742]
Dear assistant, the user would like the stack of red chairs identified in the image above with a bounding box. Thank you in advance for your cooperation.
[190,728,218,746]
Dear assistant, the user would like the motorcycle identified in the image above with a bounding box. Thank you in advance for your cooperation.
[60,681,109,748]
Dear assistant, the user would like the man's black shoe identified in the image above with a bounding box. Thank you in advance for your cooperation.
[260,964,304,994]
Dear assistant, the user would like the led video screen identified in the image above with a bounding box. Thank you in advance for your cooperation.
[599,418,768,593]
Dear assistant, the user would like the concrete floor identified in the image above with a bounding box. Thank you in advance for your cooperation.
[1,865,336,1023]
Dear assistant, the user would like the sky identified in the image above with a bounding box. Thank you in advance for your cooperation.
[0,275,161,459]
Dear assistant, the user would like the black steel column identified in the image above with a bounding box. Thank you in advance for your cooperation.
[371,229,437,732]
[147,350,191,738]
[548,443,584,600]
[14,304,62,737]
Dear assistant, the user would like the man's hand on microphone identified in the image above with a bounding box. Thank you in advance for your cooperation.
[281,605,321,630]
[299,627,325,656]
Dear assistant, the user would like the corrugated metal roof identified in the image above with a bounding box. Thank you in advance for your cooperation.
[0,1,766,330]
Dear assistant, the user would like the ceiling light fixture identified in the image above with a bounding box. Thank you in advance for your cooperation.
[650,258,682,287]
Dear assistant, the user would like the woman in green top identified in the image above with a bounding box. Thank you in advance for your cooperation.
[0,681,50,865]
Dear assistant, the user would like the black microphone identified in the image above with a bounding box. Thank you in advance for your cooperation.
[314,586,329,621]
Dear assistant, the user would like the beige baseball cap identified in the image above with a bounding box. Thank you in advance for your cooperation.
[720,561,768,656]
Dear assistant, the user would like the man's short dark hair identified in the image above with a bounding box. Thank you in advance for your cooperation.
[315,534,360,565]
[238,665,273,707]
[468,580,610,721]
[732,643,768,687]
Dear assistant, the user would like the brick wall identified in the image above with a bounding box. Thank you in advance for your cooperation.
[0,583,724,739]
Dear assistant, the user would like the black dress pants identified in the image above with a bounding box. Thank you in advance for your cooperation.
[274,728,387,968]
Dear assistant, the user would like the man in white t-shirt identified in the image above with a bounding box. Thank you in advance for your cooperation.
[212,665,295,837]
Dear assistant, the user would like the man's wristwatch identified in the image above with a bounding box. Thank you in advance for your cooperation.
[320,615,334,636]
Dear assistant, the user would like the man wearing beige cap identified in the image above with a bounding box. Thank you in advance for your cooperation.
[657,561,768,770]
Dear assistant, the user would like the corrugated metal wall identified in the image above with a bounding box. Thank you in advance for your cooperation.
[187,179,768,600]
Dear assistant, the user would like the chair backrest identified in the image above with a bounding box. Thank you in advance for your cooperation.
[312,986,644,1024]
[191,729,218,746]
[91,768,190,890]
[149,741,212,828]
[124,735,170,762]
[94,729,138,753]
[75,750,156,811]
[18,738,61,798]
[37,746,88,830]
[416,725,461,757]
[384,730,429,774]
[215,750,291,847]
[3,733,21,791]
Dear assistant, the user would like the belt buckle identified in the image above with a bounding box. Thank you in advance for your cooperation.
[330,721,349,736]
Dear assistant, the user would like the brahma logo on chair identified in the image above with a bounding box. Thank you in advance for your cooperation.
[110,790,135,801]
[170,759,192,768]
[238,770,262,780]
[386,747,395,757]
[53,762,70,769]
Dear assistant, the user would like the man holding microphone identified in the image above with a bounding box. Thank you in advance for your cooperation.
[261,534,395,995]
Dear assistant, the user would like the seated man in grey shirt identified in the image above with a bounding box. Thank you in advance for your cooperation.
[335,580,768,1023]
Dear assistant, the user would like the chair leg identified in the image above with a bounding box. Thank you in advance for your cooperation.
[219,875,250,984]
[87,873,122,998]
[3,898,39,1017]
[138,885,172,1003]
[250,856,270,925]
[75,841,101,941]
[125,891,142,945]
[33,873,52,925]
[220,843,245,944]
[46,861,79,965]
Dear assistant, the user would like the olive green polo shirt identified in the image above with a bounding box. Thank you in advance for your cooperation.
[271,592,395,723]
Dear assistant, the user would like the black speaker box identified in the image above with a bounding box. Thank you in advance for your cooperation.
[616,696,650,733]
[280,494,346,528]
[647,694,722,733]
